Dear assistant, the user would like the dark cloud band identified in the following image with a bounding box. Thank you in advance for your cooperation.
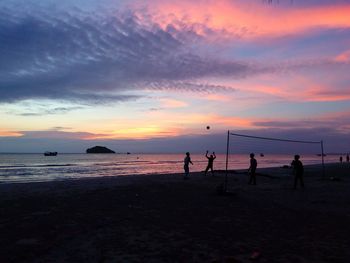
[0,3,252,104]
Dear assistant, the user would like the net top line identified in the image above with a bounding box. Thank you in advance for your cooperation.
[229,132,321,144]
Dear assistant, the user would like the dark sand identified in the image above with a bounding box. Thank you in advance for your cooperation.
[0,163,350,262]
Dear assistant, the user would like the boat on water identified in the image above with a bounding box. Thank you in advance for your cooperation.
[44,151,58,156]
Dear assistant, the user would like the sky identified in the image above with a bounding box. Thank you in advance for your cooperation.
[0,0,350,153]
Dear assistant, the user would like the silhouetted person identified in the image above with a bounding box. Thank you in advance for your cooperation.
[347,154,349,163]
[204,151,216,176]
[340,156,343,163]
[184,152,193,179]
[291,154,304,189]
[248,153,257,185]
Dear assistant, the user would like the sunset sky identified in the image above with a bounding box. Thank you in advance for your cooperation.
[1,0,350,153]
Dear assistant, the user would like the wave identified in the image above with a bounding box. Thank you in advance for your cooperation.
[0,164,77,169]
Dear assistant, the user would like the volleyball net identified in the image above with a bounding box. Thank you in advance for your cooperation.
[224,131,325,191]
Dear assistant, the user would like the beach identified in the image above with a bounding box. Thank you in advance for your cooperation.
[0,163,349,262]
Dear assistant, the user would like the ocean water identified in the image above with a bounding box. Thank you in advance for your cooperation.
[0,153,338,183]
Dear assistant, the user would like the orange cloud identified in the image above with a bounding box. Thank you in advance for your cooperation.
[0,130,23,137]
[138,1,350,39]
[160,98,188,108]
[86,126,181,140]
[209,115,252,129]
[201,94,231,102]
[147,111,254,132]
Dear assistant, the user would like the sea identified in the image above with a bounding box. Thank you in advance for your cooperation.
[0,153,339,184]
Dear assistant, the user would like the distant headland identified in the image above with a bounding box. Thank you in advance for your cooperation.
[86,146,115,154]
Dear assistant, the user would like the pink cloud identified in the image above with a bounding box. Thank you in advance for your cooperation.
[235,76,350,103]
[303,86,350,102]
[334,50,350,63]
[253,110,350,134]
[134,0,350,39]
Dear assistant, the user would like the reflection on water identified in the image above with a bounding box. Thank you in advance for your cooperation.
[0,153,338,183]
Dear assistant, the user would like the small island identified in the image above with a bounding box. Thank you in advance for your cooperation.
[86,146,115,154]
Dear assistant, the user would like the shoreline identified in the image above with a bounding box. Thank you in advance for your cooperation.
[0,161,341,186]
[1,162,349,262]
[0,153,342,184]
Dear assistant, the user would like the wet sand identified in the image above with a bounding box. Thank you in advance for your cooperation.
[0,163,349,262]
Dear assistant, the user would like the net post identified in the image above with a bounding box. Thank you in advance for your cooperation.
[321,140,325,179]
[224,130,230,192]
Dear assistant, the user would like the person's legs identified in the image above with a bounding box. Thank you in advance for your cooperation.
[251,169,256,185]
[204,166,209,176]
[210,166,214,176]
[184,166,189,179]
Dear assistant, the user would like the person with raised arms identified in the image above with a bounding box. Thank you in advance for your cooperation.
[204,151,216,176]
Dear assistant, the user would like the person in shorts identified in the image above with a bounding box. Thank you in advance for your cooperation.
[248,153,257,185]
[184,152,193,179]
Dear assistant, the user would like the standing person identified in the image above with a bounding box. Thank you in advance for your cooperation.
[291,154,304,189]
[184,152,193,179]
[248,153,257,185]
[340,156,343,163]
[347,153,349,163]
[204,151,216,176]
